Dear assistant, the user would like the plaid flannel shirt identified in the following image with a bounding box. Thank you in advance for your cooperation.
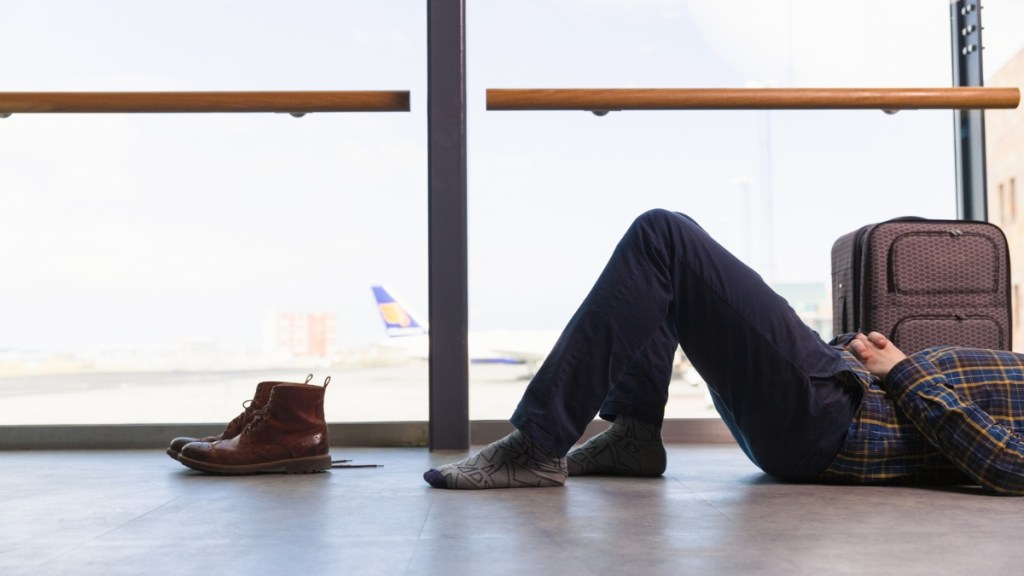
[819,340,1024,495]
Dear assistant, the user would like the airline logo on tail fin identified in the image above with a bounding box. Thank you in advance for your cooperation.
[372,285,428,337]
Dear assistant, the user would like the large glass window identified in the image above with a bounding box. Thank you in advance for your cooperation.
[467,0,957,419]
[0,1,427,424]
[0,1,978,427]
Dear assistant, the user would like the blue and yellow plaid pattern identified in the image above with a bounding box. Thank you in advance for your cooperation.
[820,344,1024,495]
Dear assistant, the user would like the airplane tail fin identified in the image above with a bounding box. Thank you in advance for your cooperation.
[372,285,428,337]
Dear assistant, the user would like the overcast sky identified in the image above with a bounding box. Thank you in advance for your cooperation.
[2,0,1023,353]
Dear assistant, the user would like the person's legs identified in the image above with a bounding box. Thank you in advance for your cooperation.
[426,209,860,488]
[512,209,858,478]
[564,321,675,476]
[597,320,678,428]
[423,321,675,488]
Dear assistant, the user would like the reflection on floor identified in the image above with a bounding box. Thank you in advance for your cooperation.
[3,444,1021,576]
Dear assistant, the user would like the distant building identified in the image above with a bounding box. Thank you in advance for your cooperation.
[264,311,338,359]
[986,47,1024,351]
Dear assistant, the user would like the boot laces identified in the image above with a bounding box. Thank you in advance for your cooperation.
[224,399,254,433]
[305,374,330,388]
[244,406,272,434]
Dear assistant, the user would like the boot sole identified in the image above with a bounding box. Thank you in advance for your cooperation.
[166,448,180,461]
[176,453,332,475]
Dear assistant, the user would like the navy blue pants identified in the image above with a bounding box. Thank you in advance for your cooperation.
[511,209,861,480]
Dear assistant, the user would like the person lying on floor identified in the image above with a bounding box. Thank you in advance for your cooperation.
[423,209,1024,495]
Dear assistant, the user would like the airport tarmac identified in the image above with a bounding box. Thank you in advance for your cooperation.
[0,362,718,425]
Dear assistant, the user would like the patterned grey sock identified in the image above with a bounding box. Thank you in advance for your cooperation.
[566,415,666,477]
[423,430,567,489]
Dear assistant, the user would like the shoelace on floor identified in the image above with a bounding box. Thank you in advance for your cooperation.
[331,459,382,468]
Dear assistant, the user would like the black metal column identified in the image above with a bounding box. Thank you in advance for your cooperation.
[427,0,470,451]
[951,0,988,221]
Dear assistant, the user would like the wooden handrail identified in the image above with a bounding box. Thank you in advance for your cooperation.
[0,91,410,115]
[487,87,1020,112]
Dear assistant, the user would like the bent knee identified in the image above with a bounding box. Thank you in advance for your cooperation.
[633,208,702,235]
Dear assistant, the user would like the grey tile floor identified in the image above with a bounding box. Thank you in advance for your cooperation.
[2,444,1023,576]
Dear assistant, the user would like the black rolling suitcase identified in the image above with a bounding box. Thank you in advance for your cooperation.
[831,218,1012,354]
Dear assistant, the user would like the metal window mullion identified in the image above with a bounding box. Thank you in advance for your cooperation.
[426,0,470,451]
[951,0,988,222]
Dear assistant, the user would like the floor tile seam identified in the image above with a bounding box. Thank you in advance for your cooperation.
[0,492,189,567]
[403,490,438,576]
[680,488,746,526]
[661,471,703,491]
[79,493,188,545]
[415,479,440,530]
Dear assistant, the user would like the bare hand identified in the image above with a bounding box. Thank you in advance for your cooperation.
[844,332,908,379]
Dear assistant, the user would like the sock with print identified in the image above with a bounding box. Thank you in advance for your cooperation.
[423,430,567,489]
[566,415,666,477]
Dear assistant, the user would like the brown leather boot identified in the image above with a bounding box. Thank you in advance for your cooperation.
[166,379,285,460]
[177,378,331,474]
[165,374,316,460]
